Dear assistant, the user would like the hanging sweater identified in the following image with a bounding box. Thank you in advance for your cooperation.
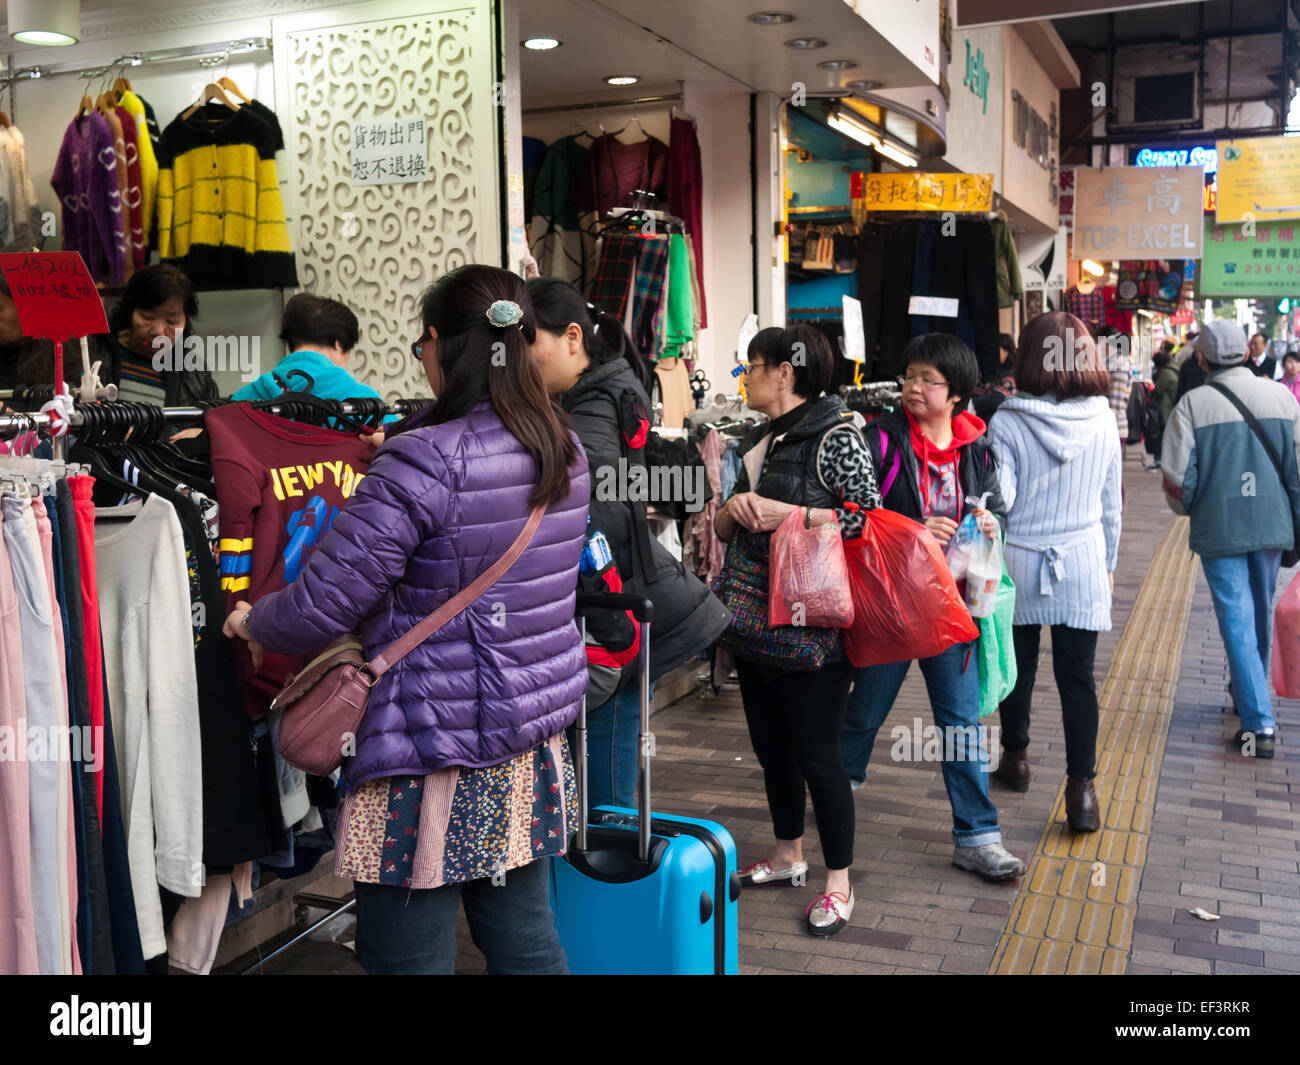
[118,90,159,250]
[0,126,42,253]
[988,393,1122,630]
[51,114,127,284]
[114,107,145,270]
[155,102,297,287]
[93,493,204,961]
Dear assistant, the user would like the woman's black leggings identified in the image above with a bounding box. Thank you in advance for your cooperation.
[735,660,855,870]
[998,623,1100,779]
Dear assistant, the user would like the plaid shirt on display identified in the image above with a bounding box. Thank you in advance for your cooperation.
[589,232,640,319]
[632,235,670,357]
[1067,287,1105,330]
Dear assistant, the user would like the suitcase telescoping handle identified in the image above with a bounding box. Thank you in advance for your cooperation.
[574,592,654,860]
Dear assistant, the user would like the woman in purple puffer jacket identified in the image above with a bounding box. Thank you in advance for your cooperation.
[223,265,590,974]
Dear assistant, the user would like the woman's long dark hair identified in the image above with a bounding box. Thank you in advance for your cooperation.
[420,265,579,508]
[527,277,653,393]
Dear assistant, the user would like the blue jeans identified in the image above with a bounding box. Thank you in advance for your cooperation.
[584,680,654,810]
[353,857,567,974]
[1201,550,1281,734]
[841,640,1001,847]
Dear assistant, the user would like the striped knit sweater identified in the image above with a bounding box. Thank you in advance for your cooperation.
[988,393,1123,630]
[155,102,297,287]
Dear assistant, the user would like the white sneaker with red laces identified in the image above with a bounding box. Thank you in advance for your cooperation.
[805,889,854,936]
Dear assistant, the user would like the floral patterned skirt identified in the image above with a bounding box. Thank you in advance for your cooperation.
[334,733,577,889]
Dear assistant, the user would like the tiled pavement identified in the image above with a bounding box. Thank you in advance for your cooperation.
[271,448,1299,975]
[642,448,1298,975]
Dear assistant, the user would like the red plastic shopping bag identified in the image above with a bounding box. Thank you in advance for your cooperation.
[768,508,854,628]
[1271,568,1300,698]
[843,507,979,668]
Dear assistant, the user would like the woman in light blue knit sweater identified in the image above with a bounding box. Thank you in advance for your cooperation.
[987,312,1123,832]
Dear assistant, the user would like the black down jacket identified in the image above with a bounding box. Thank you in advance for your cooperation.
[560,358,730,680]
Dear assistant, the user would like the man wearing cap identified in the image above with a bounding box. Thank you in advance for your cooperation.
[1161,321,1300,759]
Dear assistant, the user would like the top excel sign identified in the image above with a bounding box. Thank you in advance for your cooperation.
[1072,166,1204,259]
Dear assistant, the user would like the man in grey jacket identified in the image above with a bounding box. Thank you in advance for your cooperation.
[1161,321,1300,758]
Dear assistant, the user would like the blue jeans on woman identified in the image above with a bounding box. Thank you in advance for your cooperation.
[353,856,567,974]
[1201,549,1281,735]
[584,680,656,810]
[840,640,1002,848]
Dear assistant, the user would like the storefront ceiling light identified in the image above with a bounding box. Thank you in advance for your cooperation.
[818,60,859,71]
[523,38,562,51]
[827,109,918,168]
[1082,259,1106,277]
[873,138,919,168]
[8,0,80,45]
[785,38,827,50]
[604,75,641,86]
[748,11,795,25]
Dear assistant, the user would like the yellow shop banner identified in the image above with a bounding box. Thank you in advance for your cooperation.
[861,172,994,212]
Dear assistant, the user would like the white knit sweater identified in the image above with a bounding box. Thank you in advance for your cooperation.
[988,394,1123,630]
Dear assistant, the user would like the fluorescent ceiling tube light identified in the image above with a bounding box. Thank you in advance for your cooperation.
[8,0,79,45]
[1082,259,1106,277]
[828,109,917,167]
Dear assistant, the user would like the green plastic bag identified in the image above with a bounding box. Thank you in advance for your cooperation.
[976,566,1017,719]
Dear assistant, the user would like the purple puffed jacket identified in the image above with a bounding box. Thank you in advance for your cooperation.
[248,398,590,787]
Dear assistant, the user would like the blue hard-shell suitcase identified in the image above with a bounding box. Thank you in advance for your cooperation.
[550,592,740,975]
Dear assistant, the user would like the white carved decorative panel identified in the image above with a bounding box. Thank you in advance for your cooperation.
[275,2,500,400]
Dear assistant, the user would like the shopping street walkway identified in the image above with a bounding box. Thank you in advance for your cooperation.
[646,448,1300,975]
[255,448,1299,975]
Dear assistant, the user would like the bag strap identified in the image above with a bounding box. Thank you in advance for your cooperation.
[1206,380,1289,489]
[367,505,546,678]
[878,425,902,500]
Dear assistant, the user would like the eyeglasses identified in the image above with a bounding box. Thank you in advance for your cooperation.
[742,361,765,374]
[411,337,424,360]
[903,372,948,391]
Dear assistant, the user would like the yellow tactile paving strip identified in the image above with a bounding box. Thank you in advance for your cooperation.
[989,517,1200,975]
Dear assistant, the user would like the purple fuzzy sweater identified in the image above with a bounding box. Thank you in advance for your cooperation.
[51,115,126,284]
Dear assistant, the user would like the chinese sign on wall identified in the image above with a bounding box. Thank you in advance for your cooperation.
[862,172,994,212]
[1201,220,1300,296]
[1073,166,1204,258]
[1216,137,1300,224]
[350,119,429,185]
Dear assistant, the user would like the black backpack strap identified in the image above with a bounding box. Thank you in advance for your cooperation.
[1206,380,1289,488]
[615,387,657,583]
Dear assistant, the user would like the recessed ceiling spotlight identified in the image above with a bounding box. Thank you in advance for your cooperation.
[605,75,641,86]
[818,59,859,71]
[845,79,882,92]
[523,37,562,51]
[785,38,827,50]
[748,11,795,24]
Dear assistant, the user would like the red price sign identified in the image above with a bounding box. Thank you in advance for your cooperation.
[0,252,108,342]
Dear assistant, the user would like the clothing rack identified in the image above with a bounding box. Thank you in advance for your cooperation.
[0,37,272,84]
[0,397,429,438]
[521,93,682,117]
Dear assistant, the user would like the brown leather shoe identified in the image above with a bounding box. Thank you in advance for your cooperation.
[1065,776,1101,832]
[992,748,1031,792]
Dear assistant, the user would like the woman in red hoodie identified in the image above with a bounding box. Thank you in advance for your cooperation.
[840,333,1027,882]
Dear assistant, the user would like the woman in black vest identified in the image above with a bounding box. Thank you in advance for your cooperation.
[713,325,880,937]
